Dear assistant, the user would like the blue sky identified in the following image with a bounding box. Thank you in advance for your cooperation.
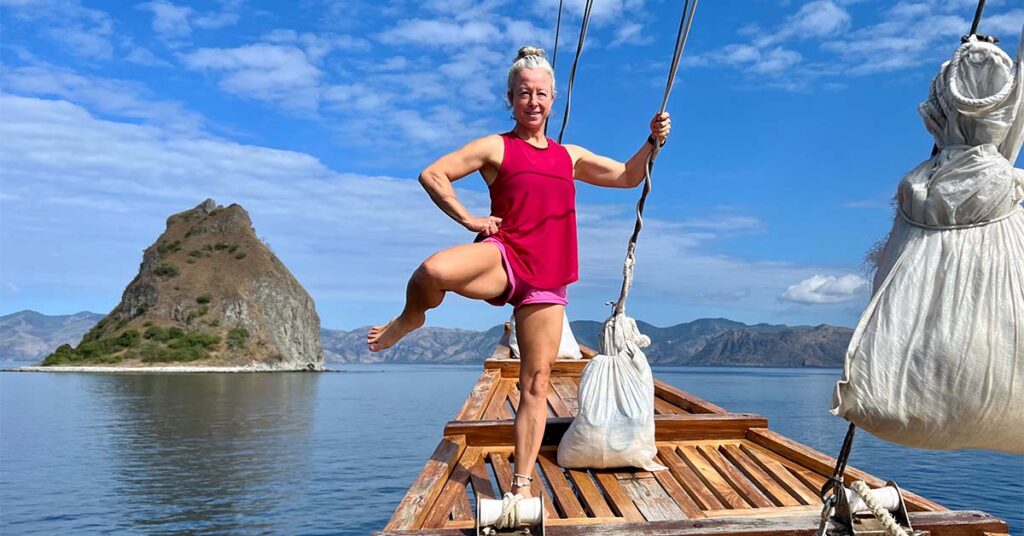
[0,0,1021,331]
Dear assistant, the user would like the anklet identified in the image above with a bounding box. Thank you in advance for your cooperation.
[511,473,533,489]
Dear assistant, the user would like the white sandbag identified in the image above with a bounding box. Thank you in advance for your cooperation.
[557,311,665,471]
[831,36,1024,453]
[509,311,582,360]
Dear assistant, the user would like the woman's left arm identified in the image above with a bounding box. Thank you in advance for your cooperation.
[567,112,671,189]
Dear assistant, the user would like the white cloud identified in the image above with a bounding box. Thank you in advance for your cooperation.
[609,22,653,48]
[534,0,645,23]
[685,0,1020,90]
[136,0,243,46]
[378,19,502,47]
[781,274,868,304]
[138,1,192,42]
[181,45,322,111]
[1,63,203,132]
[3,0,116,59]
[755,0,851,47]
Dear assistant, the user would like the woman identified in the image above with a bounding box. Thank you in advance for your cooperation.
[368,46,671,498]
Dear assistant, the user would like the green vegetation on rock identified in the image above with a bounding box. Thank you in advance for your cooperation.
[227,327,249,349]
[154,263,180,278]
[44,326,221,365]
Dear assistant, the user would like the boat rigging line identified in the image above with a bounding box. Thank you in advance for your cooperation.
[555,0,594,144]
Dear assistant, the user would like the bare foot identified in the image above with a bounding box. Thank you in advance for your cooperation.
[511,485,533,499]
[367,314,423,352]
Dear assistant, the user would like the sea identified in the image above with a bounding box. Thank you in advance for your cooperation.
[1,364,1020,535]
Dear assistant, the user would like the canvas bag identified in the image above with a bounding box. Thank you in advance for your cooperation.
[831,36,1024,453]
[557,312,665,471]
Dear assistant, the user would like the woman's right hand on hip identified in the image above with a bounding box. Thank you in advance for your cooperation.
[463,215,502,236]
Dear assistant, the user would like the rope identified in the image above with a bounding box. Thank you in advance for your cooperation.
[497,493,522,529]
[545,0,565,138]
[850,481,911,536]
[551,0,564,72]
[815,423,857,536]
[611,0,700,316]
[555,0,594,144]
[969,0,986,36]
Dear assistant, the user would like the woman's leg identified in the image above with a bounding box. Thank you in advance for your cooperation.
[368,242,507,351]
[511,303,564,498]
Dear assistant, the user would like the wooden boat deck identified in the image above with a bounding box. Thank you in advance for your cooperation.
[377,338,1009,535]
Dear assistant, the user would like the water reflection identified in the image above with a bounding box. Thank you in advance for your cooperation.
[87,374,319,534]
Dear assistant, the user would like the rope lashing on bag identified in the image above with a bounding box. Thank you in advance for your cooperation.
[555,0,594,144]
[933,0,993,154]
[603,0,699,358]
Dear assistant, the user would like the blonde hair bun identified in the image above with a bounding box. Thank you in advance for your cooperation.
[515,46,547,61]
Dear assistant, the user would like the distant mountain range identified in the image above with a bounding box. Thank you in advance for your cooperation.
[0,310,105,362]
[1,310,853,367]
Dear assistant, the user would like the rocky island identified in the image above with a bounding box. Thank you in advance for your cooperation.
[38,199,323,371]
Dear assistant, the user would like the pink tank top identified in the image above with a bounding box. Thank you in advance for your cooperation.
[485,132,578,289]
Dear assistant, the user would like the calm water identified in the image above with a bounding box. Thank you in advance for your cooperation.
[1,365,1020,535]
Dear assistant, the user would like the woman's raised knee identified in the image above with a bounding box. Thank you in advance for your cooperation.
[416,255,452,287]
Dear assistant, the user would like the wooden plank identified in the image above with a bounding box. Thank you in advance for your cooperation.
[481,380,512,420]
[721,444,802,507]
[490,452,514,496]
[567,469,616,518]
[550,376,580,415]
[421,450,477,528]
[441,516,624,530]
[655,396,684,415]
[619,474,687,522]
[578,344,598,359]
[486,359,589,378]
[593,471,646,522]
[657,445,724,510]
[697,445,774,508]
[507,382,521,414]
[375,509,1008,536]
[651,461,704,519]
[678,445,750,510]
[701,505,820,519]
[546,384,574,418]
[383,435,467,531]
[468,455,496,501]
[616,471,655,480]
[455,369,500,421]
[538,451,588,519]
[654,380,728,414]
[747,446,828,494]
[452,490,471,522]
[746,428,945,512]
[739,443,818,505]
[445,414,768,446]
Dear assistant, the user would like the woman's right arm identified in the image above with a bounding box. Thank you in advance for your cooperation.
[419,135,504,235]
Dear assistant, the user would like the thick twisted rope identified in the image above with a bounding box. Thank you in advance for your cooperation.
[612,0,700,316]
[850,481,910,536]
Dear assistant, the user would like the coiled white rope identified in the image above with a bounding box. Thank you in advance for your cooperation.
[850,481,910,536]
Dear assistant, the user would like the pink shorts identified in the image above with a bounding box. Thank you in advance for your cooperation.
[483,237,568,309]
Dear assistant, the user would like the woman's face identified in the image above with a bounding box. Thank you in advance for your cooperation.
[510,68,554,131]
